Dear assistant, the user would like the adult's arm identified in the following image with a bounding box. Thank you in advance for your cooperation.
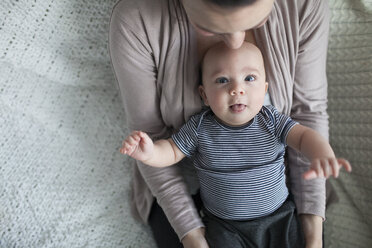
[109,5,204,241]
[289,0,330,246]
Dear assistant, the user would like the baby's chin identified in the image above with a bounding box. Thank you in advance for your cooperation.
[223,110,261,127]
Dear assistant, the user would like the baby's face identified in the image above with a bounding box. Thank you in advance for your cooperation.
[200,42,268,127]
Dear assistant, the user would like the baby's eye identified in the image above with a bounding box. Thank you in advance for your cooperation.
[216,77,229,84]
[245,75,256,82]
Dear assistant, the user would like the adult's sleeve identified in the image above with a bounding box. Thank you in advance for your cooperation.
[288,0,330,219]
[109,6,204,240]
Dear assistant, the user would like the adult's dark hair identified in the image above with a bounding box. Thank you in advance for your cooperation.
[204,0,258,8]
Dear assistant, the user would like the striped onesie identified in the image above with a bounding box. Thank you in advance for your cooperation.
[172,105,298,220]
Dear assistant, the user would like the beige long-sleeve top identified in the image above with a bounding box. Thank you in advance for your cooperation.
[109,0,330,240]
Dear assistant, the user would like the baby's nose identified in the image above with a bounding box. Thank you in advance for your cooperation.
[230,86,245,96]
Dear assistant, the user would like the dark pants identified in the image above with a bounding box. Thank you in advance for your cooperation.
[203,197,305,248]
[149,193,305,248]
[148,193,204,248]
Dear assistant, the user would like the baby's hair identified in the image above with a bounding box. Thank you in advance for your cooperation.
[199,41,266,86]
[203,0,257,8]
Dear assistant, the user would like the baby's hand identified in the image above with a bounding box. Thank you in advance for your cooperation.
[119,131,154,162]
[303,158,352,180]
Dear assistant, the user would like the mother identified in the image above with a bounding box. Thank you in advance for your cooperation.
[109,0,330,247]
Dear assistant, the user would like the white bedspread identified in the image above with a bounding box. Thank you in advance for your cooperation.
[325,1,372,247]
[0,0,154,247]
[1,0,371,247]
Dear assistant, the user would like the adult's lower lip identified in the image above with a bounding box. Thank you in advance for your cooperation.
[230,104,246,113]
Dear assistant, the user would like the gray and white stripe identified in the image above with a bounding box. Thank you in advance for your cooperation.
[172,105,298,220]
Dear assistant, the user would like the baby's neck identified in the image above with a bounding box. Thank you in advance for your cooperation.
[213,113,256,128]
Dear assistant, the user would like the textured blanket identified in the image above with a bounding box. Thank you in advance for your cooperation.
[0,0,154,247]
[325,0,372,247]
[0,0,371,247]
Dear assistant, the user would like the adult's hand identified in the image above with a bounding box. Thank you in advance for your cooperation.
[182,227,209,248]
[300,214,323,248]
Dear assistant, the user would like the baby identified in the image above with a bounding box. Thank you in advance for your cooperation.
[120,42,351,247]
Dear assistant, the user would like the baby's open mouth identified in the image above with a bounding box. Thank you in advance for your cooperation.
[230,104,246,113]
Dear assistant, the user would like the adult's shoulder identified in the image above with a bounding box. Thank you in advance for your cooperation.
[274,0,329,26]
[272,0,329,50]
[110,0,184,53]
[275,0,327,15]
[111,0,182,33]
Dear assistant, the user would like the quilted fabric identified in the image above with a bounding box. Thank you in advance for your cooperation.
[0,0,154,247]
[0,0,371,247]
[325,0,372,247]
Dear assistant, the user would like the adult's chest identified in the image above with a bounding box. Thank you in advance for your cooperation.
[155,20,202,130]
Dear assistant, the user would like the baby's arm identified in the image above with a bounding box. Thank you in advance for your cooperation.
[120,131,185,167]
[286,125,352,180]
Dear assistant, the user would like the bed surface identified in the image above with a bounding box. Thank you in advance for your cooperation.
[1,0,371,247]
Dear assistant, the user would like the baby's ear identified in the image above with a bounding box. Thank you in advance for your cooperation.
[198,85,209,106]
